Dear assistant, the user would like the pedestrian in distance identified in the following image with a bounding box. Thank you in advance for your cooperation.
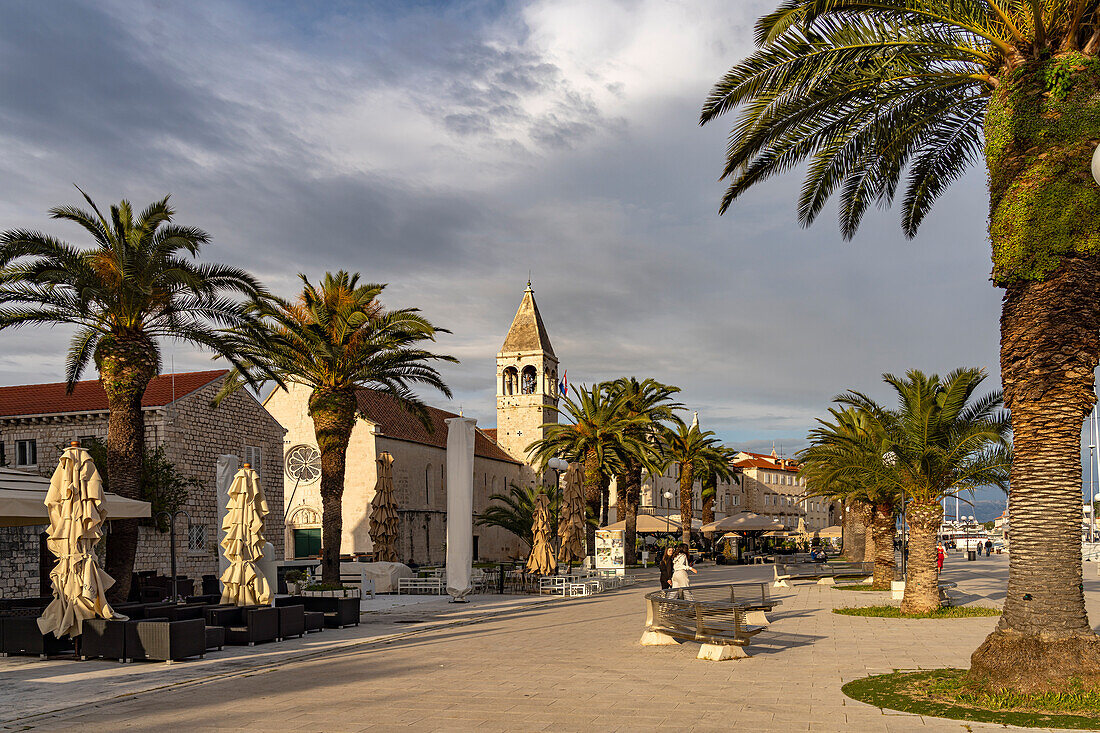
[658,546,675,590]
[671,543,697,598]
[985,539,993,557]
[936,545,946,572]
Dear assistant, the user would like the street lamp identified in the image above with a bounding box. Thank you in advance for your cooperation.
[662,491,673,535]
[1094,492,1100,543]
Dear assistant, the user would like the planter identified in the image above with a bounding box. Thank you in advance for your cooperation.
[891,580,905,600]
[301,587,361,599]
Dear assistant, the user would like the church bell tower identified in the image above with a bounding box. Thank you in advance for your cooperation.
[496,283,559,474]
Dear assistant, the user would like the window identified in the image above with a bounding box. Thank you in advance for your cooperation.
[244,445,262,469]
[78,435,98,449]
[294,528,321,559]
[503,367,518,396]
[425,464,432,507]
[521,365,537,394]
[0,442,5,466]
[187,523,207,553]
[15,439,36,467]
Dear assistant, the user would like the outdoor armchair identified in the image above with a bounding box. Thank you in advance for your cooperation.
[80,618,130,661]
[0,613,74,658]
[125,618,206,663]
[221,606,279,646]
[275,604,305,640]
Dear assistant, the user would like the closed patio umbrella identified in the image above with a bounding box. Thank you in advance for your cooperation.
[604,514,683,533]
[37,443,120,638]
[557,462,586,565]
[220,463,272,606]
[369,452,399,563]
[525,491,557,576]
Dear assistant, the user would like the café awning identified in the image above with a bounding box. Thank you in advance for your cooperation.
[0,467,150,527]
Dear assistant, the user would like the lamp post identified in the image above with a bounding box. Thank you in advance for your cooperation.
[662,491,673,535]
[882,450,906,579]
[1094,492,1100,543]
[156,509,191,602]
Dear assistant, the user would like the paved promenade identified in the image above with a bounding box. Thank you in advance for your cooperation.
[5,554,1100,732]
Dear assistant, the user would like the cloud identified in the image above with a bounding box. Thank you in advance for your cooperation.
[0,0,1008,464]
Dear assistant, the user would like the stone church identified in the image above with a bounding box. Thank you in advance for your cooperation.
[264,283,561,565]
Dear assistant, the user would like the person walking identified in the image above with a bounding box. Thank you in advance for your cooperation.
[658,547,675,590]
[984,539,993,557]
[671,543,697,597]
[936,544,946,572]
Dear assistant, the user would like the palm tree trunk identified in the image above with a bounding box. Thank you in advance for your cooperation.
[858,504,875,564]
[620,464,642,566]
[583,449,600,557]
[870,503,896,590]
[309,387,357,585]
[679,462,694,547]
[99,335,157,604]
[971,255,1100,687]
[901,500,943,615]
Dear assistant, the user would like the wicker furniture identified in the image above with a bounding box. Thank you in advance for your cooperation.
[125,618,206,663]
[79,618,129,661]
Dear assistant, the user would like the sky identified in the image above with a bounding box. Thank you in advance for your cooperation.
[0,1,1016,512]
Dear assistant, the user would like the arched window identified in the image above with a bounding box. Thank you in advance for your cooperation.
[503,367,518,396]
[521,365,537,394]
[425,464,432,507]
[550,370,558,397]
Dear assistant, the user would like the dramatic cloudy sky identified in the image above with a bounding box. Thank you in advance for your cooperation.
[0,1,1008,479]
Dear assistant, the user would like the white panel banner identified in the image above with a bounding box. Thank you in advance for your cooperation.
[445,417,477,600]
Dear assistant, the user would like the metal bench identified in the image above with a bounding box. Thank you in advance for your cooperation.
[773,561,874,588]
[397,577,444,595]
[669,582,783,626]
[640,584,767,660]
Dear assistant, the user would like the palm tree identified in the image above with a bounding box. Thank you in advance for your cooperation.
[660,419,727,547]
[800,406,901,589]
[603,377,682,564]
[701,0,1100,686]
[527,383,648,552]
[216,271,455,584]
[0,191,268,601]
[476,483,561,549]
[843,369,1011,613]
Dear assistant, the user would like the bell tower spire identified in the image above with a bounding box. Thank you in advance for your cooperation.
[496,283,559,476]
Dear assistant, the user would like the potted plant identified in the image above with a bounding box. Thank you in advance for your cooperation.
[301,582,361,599]
[285,569,305,594]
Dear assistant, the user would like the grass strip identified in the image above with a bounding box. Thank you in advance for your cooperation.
[833,605,1000,618]
[843,669,1100,729]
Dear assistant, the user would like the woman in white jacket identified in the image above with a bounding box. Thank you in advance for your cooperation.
[670,543,696,595]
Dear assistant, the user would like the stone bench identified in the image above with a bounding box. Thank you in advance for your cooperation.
[640,584,769,661]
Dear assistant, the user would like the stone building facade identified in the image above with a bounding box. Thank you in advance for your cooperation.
[264,383,526,565]
[732,450,838,530]
[0,370,286,595]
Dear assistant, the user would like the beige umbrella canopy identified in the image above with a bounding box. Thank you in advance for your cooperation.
[220,464,272,606]
[604,514,683,533]
[369,452,399,563]
[38,444,120,639]
[557,462,586,565]
[817,525,843,539]
[525,491,557,576]
[699,512,788,533]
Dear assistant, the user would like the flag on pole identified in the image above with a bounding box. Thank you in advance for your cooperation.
[558,371,568,398]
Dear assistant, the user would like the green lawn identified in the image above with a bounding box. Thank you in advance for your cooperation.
[833,605,1001,619]
[843,669,1100,729]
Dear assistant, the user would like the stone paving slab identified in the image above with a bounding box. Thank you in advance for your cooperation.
[6,556,1100,731]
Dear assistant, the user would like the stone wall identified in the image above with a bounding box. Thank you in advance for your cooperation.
[0,526,42,597]
[0,379,286,594]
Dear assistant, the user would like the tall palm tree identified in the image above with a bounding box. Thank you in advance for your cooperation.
[701,0,1100,686]
[216,271,454,584]
[603,377,682,564]
[843,369,1012,613]
[660,419,727,546]
[527,384,648,552]
[800,406,901,589]
[0,191,268,601]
